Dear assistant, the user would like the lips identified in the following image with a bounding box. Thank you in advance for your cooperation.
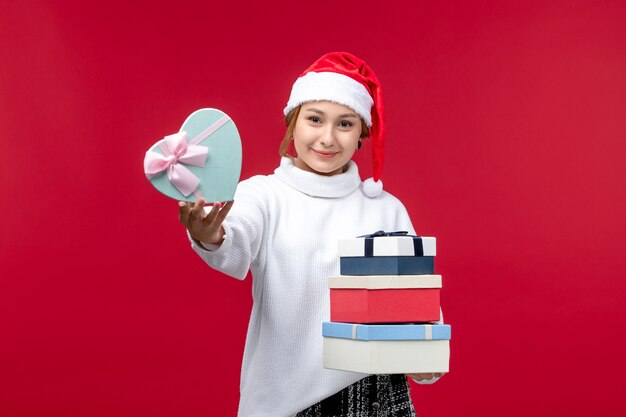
[312,149,338,158]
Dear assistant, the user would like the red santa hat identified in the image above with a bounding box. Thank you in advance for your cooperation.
[284,52,385,197]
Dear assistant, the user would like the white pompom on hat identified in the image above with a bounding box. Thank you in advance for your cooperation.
[284,52,386,197]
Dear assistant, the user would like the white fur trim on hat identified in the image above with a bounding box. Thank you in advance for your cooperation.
[363,177,383,198]
[284,72,374,126]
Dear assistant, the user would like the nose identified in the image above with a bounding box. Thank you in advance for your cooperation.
[319,125,335,147]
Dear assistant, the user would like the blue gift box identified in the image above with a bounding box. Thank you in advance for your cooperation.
[340,256,435,275]
[322,322,451,341]
[323,322,451,374]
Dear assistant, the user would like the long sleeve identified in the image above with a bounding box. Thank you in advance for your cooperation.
[189,178,268,280]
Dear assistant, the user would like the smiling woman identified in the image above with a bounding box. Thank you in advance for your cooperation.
[177,52,439,417]
[291,101,363,176]
[279,103,370,170]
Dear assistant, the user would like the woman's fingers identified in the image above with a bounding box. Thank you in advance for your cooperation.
[192,200,208,231]
[178,199,233,244]
[407,372,445,382]
[215,201,234,224]
[202,201,234,226]
[408,373,436,381]
[189,199,206,220]
[178,201,191,226]
[204,201,221,224]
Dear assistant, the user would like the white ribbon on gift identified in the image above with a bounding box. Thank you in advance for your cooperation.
[425,324,433,340]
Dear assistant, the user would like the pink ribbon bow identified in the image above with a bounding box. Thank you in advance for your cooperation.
[144,132,208,197]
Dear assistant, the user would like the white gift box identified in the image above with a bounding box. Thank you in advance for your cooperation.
[323,322,450,374]
[338,234,436,257]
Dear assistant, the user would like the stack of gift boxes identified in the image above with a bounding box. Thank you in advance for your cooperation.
[323,231,451,374]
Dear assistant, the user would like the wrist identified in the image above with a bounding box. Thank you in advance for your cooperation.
[202,232,225,246]
[198,227,226,247]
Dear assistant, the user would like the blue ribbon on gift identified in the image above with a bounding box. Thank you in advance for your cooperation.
[357,230,424,257]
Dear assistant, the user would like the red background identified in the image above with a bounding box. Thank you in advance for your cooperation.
[2,1,625,416]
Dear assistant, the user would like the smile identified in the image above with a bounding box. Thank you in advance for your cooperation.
[312,149,338,158]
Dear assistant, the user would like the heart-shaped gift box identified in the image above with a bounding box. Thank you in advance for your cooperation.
[144,108,242,203]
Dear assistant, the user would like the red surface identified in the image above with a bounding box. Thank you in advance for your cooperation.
[2,1,626,416]
[330,288,441,323]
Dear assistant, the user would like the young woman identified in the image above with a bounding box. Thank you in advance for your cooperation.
[179,52,444,417]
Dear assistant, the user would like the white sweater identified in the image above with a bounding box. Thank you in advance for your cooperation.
[191,158,425,417]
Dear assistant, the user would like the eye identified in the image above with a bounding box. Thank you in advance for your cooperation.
[307,116,321,123]
[339,120,353,128]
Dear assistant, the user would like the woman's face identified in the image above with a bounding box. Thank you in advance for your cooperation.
[292,101,363,176]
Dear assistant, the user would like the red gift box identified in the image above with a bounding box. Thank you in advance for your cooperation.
[329,275,441,324]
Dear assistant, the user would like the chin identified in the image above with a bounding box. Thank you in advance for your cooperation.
[295,155,346,176]
[315,165,345,176]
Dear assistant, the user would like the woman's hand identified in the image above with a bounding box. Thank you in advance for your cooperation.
[407,372,443,382]
[178,199,234,245]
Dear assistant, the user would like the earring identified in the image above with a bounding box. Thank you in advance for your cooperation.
[357,140,362,150]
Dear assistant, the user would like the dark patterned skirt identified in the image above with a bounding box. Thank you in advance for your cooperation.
[295,374,417,417]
